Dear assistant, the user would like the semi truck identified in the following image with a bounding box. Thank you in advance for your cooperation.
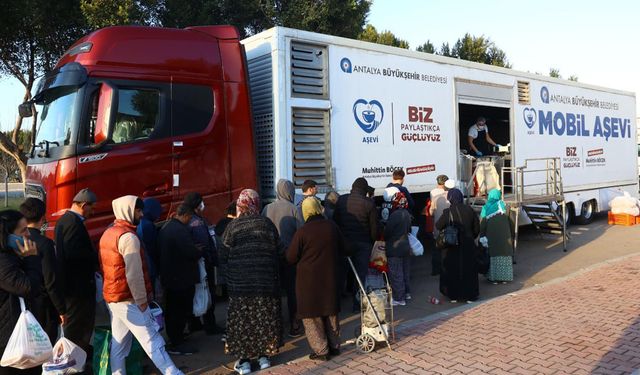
[21,25,637,240]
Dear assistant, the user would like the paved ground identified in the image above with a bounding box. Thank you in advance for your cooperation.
[159,215,640,374]
[266,251,640,375]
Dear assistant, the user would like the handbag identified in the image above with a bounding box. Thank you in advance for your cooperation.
[436,209,459,249]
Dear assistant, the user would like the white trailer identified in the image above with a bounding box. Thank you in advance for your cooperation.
[242,27,637,230]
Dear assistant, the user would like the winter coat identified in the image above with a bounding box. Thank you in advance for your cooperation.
[480,214,513,258]
[221,215,281,297]
[0,249,43,353]
[286,216,345,318]
[158,218,202,291]
[54,210,97,298]
[384,209,412,258]
[136,198,162,280]
[333,187,378,245]
[189,214,217,269]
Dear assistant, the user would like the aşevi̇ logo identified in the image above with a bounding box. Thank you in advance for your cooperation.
[523,107,536,129]
[353,99,384,133]
[340,57,352,73]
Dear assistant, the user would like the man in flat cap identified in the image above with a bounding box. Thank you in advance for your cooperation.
[54,188,99,368]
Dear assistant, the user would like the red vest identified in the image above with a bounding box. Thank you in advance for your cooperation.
[99,219,152,303]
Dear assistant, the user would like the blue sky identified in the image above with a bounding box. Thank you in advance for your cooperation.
[1,0,638,131]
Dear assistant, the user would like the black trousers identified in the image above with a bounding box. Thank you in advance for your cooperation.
[200,278,219,331]
[64,294,95,358]
[165,286,195,346]
[280,260,298,327]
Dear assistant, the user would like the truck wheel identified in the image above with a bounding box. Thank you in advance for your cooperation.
[575,200,596,225]
[556,202,574,226]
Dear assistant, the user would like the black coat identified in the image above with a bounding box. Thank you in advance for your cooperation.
[333,188,378,245]
[158,218,202,291]
[384,209,412,258]
[286,216,346,318]
[29,227,65,343]
[54,211,97,298]
[0,250,43,352]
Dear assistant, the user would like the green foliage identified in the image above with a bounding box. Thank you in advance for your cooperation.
[439,42,452,57]
[80,0,164,29]
[416,41,435,54]
[447,33,511,68]
[549,68,561,78]
[358,24,409,49]
[568,75,578,82]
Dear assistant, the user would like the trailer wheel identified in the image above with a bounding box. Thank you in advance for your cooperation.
[575,200,596,225]
[356,334,376,353]
[556,202,574,226]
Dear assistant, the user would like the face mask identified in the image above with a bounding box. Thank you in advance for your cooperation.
[7,234,24,251]
[198,201,205,211]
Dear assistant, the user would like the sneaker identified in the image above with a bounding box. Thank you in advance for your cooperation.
[391,299,406,306]
[233,360,252,375]
[167,344,197,356]
[405,293,412,300]
[258,356,271,370]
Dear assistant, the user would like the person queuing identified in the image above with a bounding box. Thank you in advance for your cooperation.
[383,188,412,306]
[436,188,480,303]
[99,196,182,375]
[19,198,65,344]
[333,177,378,312]
[183,192,224,336]
[221,189,282,374]
[322,191,339,221]
[158,204,202,356]
[136,197,162,296]
[0,210,42,375]
[287,197,346,361]
[480,189,514,283]
[429,175,450,276]
[54,188,98,366]
[387,169,415,213]
[262,179,304,338]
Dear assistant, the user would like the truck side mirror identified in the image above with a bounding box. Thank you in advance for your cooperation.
[18,102,33,118]
[94,83,116,145]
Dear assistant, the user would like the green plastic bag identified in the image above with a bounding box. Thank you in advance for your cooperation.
[93,326,144,375]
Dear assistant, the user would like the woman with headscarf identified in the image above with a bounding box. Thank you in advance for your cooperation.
[221,189,283,374]
[383,188,412,306]
[0,210,42,375]
[435,188,480,303]
[287,197,346,361]
[480,189,513,283]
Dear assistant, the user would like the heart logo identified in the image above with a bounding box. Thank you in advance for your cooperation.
[523,107,536,129]
[353,99,384,134]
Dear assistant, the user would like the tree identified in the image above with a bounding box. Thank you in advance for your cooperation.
[0,0,87,185]
[80,0,164,29]
[439,42,453,57]
[161,0,370,39]
[444,33,511,68]
[568,75,578,82]
[549,68,561,78]
[416,41,435,53]
[358,24,409,49]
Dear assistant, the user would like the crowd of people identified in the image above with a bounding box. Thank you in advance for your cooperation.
[0,169,514,375]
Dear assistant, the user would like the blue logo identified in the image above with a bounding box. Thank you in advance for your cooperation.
[540,86,549,104]
[523,107,536,129]
[353,99,384,133]
[340,58,352,73]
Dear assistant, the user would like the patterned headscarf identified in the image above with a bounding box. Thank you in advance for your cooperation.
[236,189,260,217]
[301,196,324,222]
[391,191,408,211]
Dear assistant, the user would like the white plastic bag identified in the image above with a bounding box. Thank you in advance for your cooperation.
[42,334,87,374]
[0,297,52,369]
[408,233,424,256]
[149,301,164,332]
[193,258,211,317]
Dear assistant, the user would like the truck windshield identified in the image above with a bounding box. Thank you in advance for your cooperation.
[34,86,80,147]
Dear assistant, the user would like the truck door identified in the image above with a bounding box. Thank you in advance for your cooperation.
[76,81,173,232]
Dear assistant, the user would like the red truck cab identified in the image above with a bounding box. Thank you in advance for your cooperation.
[24,25,257,240]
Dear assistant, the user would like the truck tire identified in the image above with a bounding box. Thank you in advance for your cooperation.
[556,202,574,226]
[575,200,596,225]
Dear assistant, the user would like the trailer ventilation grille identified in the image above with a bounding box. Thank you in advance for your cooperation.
[247,54,275,198]
[292,108,332,189]
[517,81,531,105]
[290,42,328,99]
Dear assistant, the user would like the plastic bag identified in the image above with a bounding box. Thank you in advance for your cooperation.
[42,335,87,374]
[408,233,424,256]
[149,301,164,332]
[0,297,52,369]
[368,241,388,272]
[193,258,211,317]
[362,289,387,328]
[93,327,143,375]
